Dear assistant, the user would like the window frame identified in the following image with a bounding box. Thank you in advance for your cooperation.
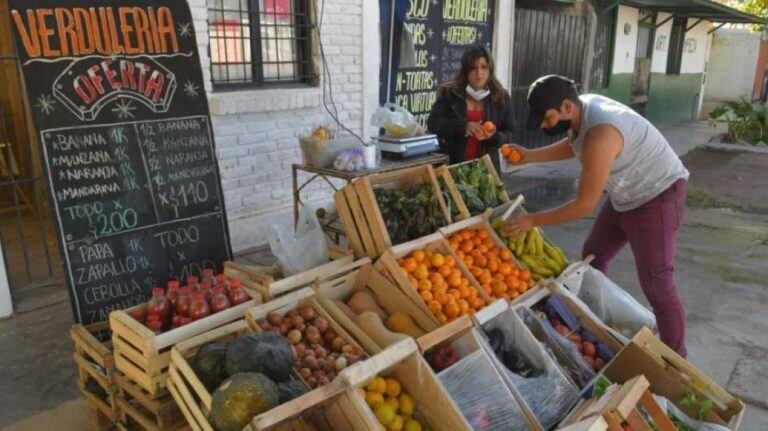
[590,5,617,90]
[207,0,315,91]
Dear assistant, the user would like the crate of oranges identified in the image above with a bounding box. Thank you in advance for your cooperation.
[440,216,540,305]
[376,233,494,327]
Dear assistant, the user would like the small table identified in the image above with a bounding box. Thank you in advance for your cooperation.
[292,153,449,242]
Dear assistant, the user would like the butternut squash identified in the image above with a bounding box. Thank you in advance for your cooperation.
[385,312,425,338]
[355,312,408,347]
[347,291,387,320]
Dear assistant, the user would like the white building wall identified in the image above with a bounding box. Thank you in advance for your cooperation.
[189,0,373,252]
[612,5,639,75]
[706,28,761,101]
[651,13,673,73]
[680,19,710,74]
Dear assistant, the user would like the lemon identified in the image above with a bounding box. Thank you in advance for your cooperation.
[398,393,414,416]
[404,418,423,431]
[387,415,404,431]
[385,378,402,397]
[365,391,384,407]
[367,377,387,394]
[374,403,396,426]
[384,396,399,413]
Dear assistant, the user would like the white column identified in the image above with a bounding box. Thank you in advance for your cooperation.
[362,1,381,139]
[0,243,13,318]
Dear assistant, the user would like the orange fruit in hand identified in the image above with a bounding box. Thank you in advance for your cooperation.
[501,145,512,156]
[483,121,495,133]
[507,149,523,164]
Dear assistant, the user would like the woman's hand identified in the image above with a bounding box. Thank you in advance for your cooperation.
[465,121,485,138]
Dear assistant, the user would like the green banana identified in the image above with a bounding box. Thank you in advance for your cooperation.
[534,228,544,256]
[539,255,562,273]
[531,265,554,277]
[514,235,526,256]
[525,231,536,255]
[543,242,565,267]
[554,246,568,265]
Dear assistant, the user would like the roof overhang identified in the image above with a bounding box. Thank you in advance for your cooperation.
[603,0,768,25]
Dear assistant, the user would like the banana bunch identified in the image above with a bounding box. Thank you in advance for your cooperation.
[504,227,568,281]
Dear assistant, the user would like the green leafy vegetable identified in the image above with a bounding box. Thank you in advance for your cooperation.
[450,161,504,215]
[374,182,446,245]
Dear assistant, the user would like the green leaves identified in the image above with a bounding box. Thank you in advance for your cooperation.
[709,99,768,144]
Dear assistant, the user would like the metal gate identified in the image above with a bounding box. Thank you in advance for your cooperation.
[0,7,62,307]
[510,3,589,148]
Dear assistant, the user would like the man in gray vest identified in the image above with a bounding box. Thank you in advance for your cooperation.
[503,75,690,356]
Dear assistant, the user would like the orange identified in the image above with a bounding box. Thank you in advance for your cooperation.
[456,251,466,261]
[460,240,474,254]
[519,270,531,281]
[396,258,405,266]
[457,299,470,313]
[463,256,474,268]
[415,264,429,280]
[445,256,456,268]
[487,260,499,273]
[420,290,434,302]
[509,290,520,299]
[438,265,453,278]
[470,297,486,309]
[511,268,520,278]
[474,255,488,268]
[412,250,426,263]
[430,253,445,268]
[428,300,442,314]
[436,312,448,325]
[429,273,445,285]
[477,244,489,254]
[418,279,432,292]
[518,283,529,294]
[444,302,460,318]
[467,308,476,316]
[494,272,506,282]
[449,240,460,251]
[468,287,478,298]
[500,249,512,262]
[461,230,473,240]
[477,230,489,239]
[425,249,434,258]
[402,258,417,273]
[458,285,471,299]
[433,282,448,295]
[482,285,492,296]
[506,276,520,289]
[501,144,512,156]
[448,275,463,288]
[483,121,495,133]
[479,272,493,285]
[508,150,523,163]
[434,293,449,305]
[492,281,507,296]
[499,263,513,276]
[472,236,483,246]
[471,267,484,278]
[447,289,461,300]
[460,278,470,288]
[450,268,462,278]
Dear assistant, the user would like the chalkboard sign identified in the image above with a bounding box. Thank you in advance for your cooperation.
[391,1,495,126]
[8,0,231,324]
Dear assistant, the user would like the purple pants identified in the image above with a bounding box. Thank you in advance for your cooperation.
[582,179,688,356]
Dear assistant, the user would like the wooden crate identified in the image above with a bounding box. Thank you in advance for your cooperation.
[438,215,544,304]
[115,371,187,431]
[71,322,120,428]
[169,287,369,431]
[339,338,473,431]
[110,292,262,396]
[434,165,471,222]
[223,254,356,301]
[375,233,495,327]
[334,164,451,259]
[602,328,744,429]
[313,258,438,354]
[437,154,509,218]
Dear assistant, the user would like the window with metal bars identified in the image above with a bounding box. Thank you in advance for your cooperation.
[666,17,685,75]
[207,0,314,89]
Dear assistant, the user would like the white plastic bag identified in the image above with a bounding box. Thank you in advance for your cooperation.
[562,266,656,338]
[371,103,420,138]
[266,206,329,277]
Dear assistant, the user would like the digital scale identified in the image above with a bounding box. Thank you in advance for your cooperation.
[373,134,440,159]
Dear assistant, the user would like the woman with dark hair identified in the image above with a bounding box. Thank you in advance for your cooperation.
[427,45,516,165]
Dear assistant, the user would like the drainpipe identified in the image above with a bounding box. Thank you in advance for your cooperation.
[0,240,13,318]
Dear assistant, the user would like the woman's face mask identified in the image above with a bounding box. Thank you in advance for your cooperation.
[466,85,490,101]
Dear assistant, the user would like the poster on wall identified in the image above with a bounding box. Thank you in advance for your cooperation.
[388,0,496,126]
[8,1,232,324]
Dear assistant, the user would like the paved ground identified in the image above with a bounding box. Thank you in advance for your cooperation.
[2,121,767,430]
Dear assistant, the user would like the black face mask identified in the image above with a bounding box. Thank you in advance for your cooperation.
[543,119,571,136]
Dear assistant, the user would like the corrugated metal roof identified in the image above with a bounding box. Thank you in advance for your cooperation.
[613,0,768,24]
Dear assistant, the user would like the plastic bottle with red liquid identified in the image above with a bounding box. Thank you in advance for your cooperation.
[147,287,171,330]
[210,285,231,313]
[175,286,192,318]
[166,279,181,307]
[186,275,200,293]
[202,268,215,284]
[188,291,211,321]
[199,280,213,303]
[227,279,250,305]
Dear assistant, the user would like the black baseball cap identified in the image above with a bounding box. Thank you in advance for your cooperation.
[526,75,580,130]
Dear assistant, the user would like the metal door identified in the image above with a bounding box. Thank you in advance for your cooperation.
[0,1,62,309]
[511,3,589,148]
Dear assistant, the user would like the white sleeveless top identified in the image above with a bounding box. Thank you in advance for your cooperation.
[570,94,689,212]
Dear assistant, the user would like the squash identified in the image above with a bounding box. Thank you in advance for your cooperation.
[347,291,387,320]
[226,332,294,382]
[355,312,409,347]
[385,312,425,338]
[208,372,279,431]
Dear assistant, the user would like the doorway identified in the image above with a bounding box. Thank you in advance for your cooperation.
[630,12,655,114]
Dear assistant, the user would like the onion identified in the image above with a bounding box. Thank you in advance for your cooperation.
[288,309,300,318]
[257,319,271,331]
[295,344,306,357]
[331,337,345,353]
[267,312,282,326]
[278,323,289,336]
[304,356,318,369]
[341,344,355,355]
[287,329,302,344]
[335,356,348,371]
[306,377,317,387]
[305,326,321,344]
[300,306,317,321]
[323,329,337,343]
[315,346,327,359]
[346,354,361,364]
[290,316,305,329]
[313,317,329,333]
[299,368,312,380]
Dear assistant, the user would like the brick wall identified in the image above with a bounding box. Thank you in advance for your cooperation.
[189,0,365,252]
